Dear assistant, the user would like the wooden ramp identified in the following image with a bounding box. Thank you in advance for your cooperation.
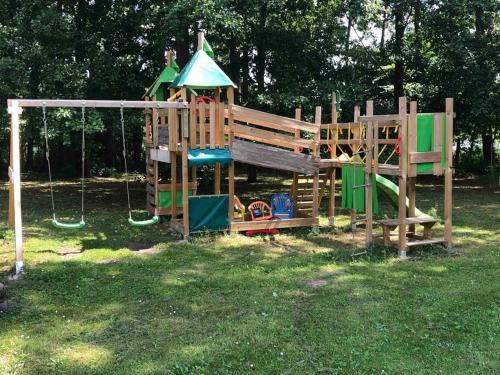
[231,139,320,175]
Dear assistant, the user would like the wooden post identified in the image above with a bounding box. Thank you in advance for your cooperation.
[329,93,337,225]
[352,104,361,230]
[181,106,189,238]
[152,99,159,210]
[312,106,321,229]
[171,154,177,217]
[444,98,453,251]
[398,97,408,257]
[8,127,14,228]
[8,100,24,274]
[214,87,221,195]
[365,100,374,245]
[291,108,301,217]
[198,32,204,51]
[227,87,235,232]
[408,101,417,233]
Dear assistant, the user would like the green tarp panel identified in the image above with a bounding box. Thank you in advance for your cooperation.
[188,195,229,232]
[146,66,179,98]
[158,190,193,209]
[415,114,446,173]
[341,164,379,214]
[170,50,236,89]
[188,147,232,167]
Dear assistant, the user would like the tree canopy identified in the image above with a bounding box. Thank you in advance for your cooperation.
[0,0,498,175]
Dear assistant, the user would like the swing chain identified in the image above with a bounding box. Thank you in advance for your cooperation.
[120,104,132,219]
[43,103,56,220]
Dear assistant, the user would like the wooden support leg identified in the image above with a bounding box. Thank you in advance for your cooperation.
[328,168,336,225]
[8,101,24,274]
[444,98,453,251]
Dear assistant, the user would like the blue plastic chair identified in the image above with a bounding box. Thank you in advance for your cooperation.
[271,193,294,219]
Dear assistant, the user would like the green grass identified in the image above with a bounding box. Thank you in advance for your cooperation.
[0,174,499,374]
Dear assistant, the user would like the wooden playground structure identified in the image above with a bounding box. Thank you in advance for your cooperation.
[7,32,454,274]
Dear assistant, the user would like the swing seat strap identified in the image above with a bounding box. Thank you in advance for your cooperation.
[52,219,86,229]
[128,216,159,227]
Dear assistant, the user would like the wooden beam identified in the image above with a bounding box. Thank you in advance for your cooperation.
[365,100,374,245]
[8,100,24,274]
[227,87,235,231]
[444,98,453,250]
[7,99,188,109]
[409,151,441,164]
[230,217,318,232]
[398,97,408,257]
[408,101,417,177]
[433,113,443,175]
[181,108,189,237]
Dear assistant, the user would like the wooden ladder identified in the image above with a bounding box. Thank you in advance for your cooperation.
[292,169,331,217]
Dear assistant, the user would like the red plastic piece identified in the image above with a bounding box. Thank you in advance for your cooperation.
[244,228,279,236]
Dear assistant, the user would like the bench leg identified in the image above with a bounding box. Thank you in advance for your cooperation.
[423,224,433,239]
[382,226,391,246]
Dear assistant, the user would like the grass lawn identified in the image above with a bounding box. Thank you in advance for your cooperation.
[0,173,499,374]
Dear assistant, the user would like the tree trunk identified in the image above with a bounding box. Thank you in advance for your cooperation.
[241,46,250,103]
[393,5,405,110]
[380,4,387,54]
[482,133,494,166]
[454,137,461,166]
[174,24,190,67]
[255,3,267,93]
[228,37,240,104]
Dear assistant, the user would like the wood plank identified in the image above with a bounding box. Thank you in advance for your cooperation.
[230,217,318,231]
[229,123,315,150]
[199,102,206,149]
[231,139,320,175]
[444,98,453,249]
[433,113,443,175]
[209,102,216,148]
[406,238,446,247]
[365,100,374,244]
[398,97,407,254]
[230,105,320,134]
[409,151,441,164]
[9,99,188,109]
[408,101,417,177]
[189,95,196,148]
[359,114,399,122]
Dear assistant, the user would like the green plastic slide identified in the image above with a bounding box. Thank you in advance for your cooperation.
[375,174,429,218]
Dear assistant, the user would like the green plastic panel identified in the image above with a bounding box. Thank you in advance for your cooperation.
[415,114,446,173]
[158,190,193,209]
[188,195,229,232]
[341,164,379,214]
[188,147,232,167]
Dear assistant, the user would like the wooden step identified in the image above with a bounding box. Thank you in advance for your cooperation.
[406,238,445,247]
[378,216,437,228]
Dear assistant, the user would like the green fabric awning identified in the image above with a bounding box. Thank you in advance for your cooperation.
[145,66,179,98]
[188,147,232,166]
[170,50,236,89]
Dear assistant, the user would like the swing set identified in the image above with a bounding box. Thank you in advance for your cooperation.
[7,99,189,274]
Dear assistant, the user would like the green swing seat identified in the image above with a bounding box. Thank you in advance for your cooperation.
[51,219,86,229]
[128,215,159,227]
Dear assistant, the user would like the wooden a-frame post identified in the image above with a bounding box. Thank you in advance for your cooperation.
[8,100,24,274]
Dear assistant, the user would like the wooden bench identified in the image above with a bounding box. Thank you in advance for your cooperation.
[377,217,444,247]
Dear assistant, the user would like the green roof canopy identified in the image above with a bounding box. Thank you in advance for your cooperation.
[170,50,236,89]
[145,66,179,98]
